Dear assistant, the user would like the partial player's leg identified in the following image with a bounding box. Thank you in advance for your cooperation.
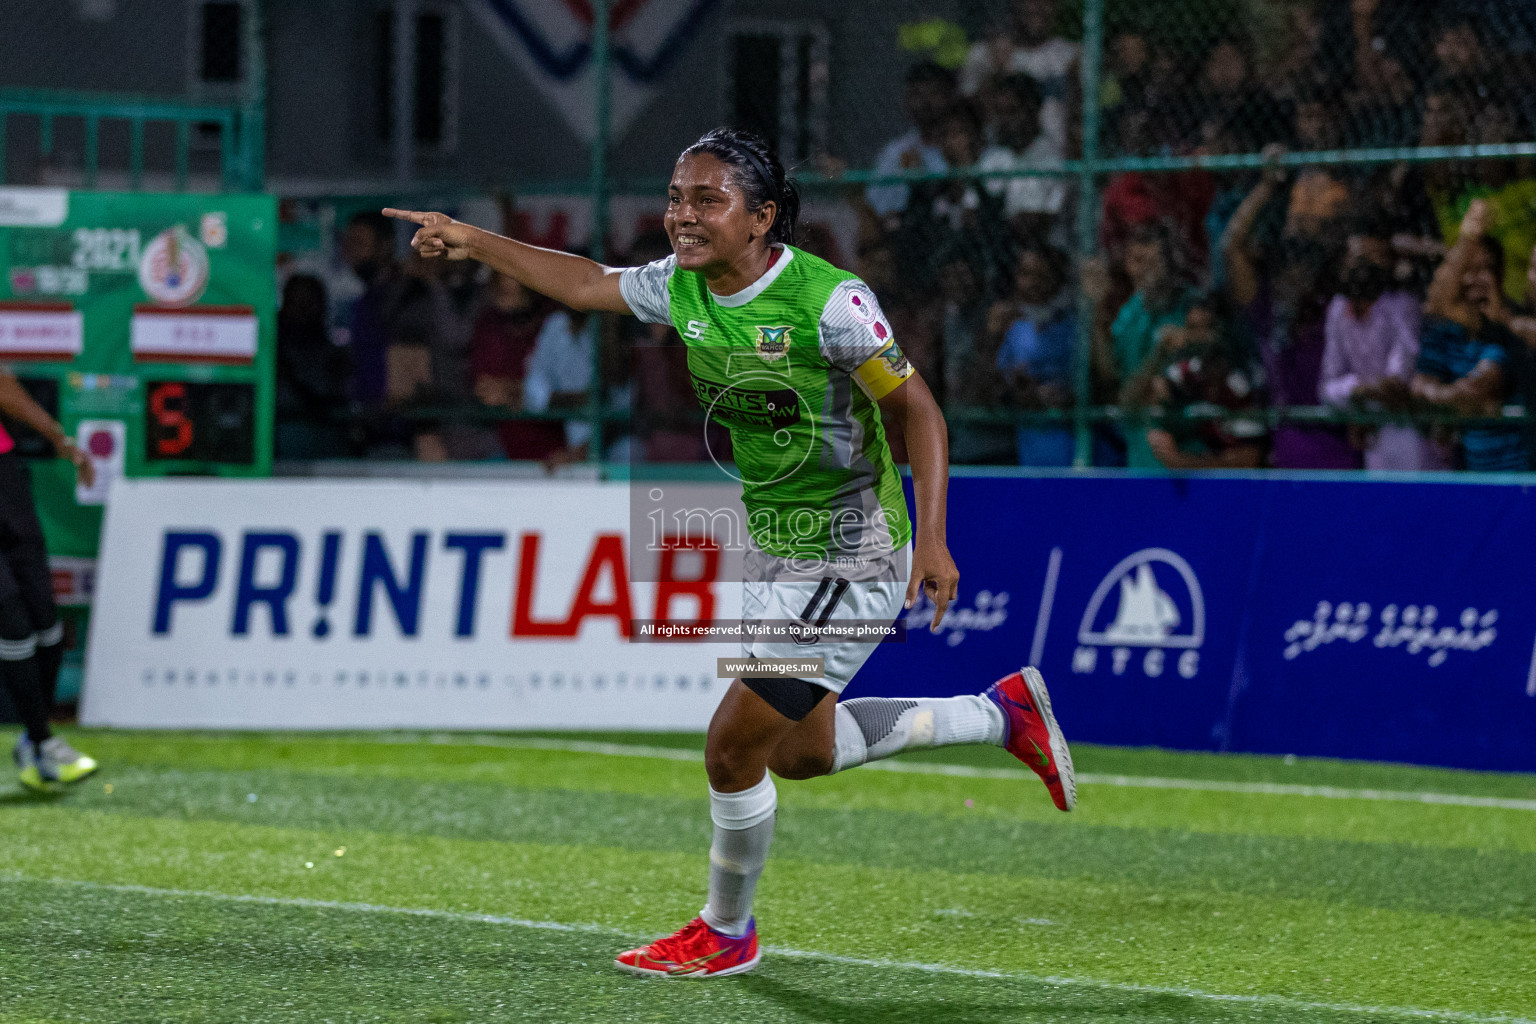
[615,677,819,978]
[821,669,1076,811]
[0,455,97,789]
[784,547,1076,810]
[0,550,54,790]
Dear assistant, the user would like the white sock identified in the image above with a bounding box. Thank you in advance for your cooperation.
[698,771,776,937]
[829,696,1005,773]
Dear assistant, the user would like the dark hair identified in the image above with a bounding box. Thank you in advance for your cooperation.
[681,128,801,246]
[1343,204,1396,243]
[942,99,985,137]
[996,72,1043,112]
[1016,241,1071,293]
[904,61,957,90]
[1473,233,1505,276]
[347,210,395,244]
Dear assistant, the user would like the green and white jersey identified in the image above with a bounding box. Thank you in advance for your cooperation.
[620,244,915,561]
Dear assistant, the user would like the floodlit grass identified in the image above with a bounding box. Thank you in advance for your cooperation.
[1,730,1532,1023]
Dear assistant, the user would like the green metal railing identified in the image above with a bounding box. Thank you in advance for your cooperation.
[0,2,265,191]
[0,89,261,192]
[561,0,1536,468]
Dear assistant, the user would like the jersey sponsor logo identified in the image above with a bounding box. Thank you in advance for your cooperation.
[754,325,792,363]
[689,373,802,429]
[683,319,708,340]
[847,288,878,324]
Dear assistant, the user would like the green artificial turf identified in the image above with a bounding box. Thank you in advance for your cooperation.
[1,729,1532,1024]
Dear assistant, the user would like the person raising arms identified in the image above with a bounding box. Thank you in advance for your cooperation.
[383,127,1075,979]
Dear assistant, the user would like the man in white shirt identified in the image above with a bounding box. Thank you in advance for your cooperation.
[976,73,1067,244]
[959,0,1077,153]
[866,62,957,220]
[524,308,595,449]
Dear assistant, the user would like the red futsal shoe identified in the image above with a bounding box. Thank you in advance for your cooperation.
[615,917,761,978]
[985,667,1076,811]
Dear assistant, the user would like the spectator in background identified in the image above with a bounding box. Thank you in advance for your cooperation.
[1320,217,1444,470]
[1098,119,1216,277]
[274,274,351,460]
[1347,51,1419,148]
[1285,92,1351,242]
[1099,31,1149,125]
[977,73,1068,246]
[898,101,1013,296]
[935,243,1011,464]
[524,302,596,462]
[993,243,1077,466]
[1192,37,1283,153]
[859,233,940,389]
[1089,223,1200,468]
[1093,223,1198,390]
[1419,82,1476,200]
[959,0,1077,152]
[1431,14,1491,99]
[1224,158,1360,469]
[866,62,956,222]
[1125,294,1267,470]
[470,272,564,461]
[339,210,398,407]
[1432,96,1536,307]
[383,256,479,461]
[1413,200,1528,470]
[1484,244,1536,349]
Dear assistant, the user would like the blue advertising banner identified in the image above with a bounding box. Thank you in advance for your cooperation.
[855,474,1536,773]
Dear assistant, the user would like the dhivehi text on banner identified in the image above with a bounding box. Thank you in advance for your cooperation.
[854,474,1536,773]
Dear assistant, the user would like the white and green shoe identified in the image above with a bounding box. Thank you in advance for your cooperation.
[14,736,45,791]
[14,735,99,790]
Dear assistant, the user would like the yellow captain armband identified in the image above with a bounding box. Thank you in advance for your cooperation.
[853,341,915,400]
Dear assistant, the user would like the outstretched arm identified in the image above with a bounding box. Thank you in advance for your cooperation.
[0,368,93,487]
[1425,200,1488,328]
[1222,147,1285,308]
[382,209,634,314]
[878,372,959,630]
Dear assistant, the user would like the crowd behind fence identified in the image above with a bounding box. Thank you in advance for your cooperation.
[267,0,1536,473]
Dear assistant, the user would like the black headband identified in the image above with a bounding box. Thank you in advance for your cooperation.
[732,145,777,201]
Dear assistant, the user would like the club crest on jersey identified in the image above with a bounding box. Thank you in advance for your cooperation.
[754,325,792,362]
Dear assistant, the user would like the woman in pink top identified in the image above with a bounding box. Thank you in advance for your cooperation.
[1319,228,1449,470]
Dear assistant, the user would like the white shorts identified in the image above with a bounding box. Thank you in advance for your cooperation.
[739,544,908,693]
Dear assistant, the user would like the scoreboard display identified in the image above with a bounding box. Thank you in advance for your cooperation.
[0,188,275,578]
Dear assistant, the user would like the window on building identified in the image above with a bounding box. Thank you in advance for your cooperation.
[726,21,829,164]
[199,1,243,83]
[374,5,457,151]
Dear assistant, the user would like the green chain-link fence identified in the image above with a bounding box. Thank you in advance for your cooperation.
[13,0,1536,473]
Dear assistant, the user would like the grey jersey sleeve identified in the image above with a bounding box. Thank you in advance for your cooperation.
[819,278,898,373]
[618,255,677,325]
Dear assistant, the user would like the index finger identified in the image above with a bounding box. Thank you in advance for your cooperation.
[929,580,952,632]
[382,208,431,225]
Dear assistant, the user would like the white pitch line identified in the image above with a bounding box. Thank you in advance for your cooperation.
[360,733,1536,812]
[8,875,1529,1024]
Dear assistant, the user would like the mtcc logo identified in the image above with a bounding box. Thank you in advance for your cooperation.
[1072,548,1204,679]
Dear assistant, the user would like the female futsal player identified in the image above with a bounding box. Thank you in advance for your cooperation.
[384,127,1074,978]
[0,367,98,789]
